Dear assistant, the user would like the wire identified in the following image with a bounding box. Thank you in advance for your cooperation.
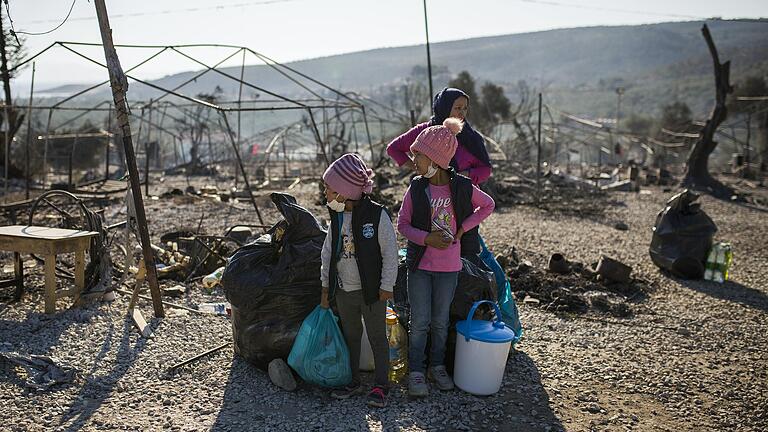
[24,0,298,24]
[5,0,77,36]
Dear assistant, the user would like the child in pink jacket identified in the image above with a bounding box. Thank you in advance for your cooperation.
[396,118,495,397]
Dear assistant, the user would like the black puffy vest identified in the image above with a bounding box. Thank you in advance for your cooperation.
[328,196,389,305]
[405,170,481,272]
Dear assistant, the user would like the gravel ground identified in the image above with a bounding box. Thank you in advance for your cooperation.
[1,174,766,431]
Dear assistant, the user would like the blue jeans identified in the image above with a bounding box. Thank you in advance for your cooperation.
[407,268,458,374]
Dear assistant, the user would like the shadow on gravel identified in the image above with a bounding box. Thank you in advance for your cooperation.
[496,350,564,432]
[680,279,768,313]
[59,317,153,431]
[211,351,564,432]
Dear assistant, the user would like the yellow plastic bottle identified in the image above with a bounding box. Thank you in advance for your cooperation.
[387,311,408,383]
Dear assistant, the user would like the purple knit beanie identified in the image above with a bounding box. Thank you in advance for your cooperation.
[322,153,374,200]
[410,118,463,169]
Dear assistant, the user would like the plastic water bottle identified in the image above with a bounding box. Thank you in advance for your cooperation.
[202,266,225,290]
[704,242,733,283]
[387,310,408,383]
[198,302,230,316]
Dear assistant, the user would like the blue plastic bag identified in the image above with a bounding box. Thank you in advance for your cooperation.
[287,306,352,387]
[479,236,523,343]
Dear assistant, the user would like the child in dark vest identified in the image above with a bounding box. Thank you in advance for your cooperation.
[397,118,495,397]
[319,153,399,407]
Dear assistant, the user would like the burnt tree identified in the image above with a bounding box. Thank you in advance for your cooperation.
[681,24,734,198]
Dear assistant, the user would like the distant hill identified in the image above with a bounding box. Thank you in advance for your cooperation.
[40,19,768,118]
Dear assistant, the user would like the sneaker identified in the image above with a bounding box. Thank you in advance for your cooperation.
[366,386,389,407]
[428,365,454,391]
[408,372,429,397]
[330,382,363,400]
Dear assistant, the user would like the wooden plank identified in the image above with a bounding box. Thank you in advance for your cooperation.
[0,225,99,240]
[74,248,85,303]
[131,308,152,338]
[44,254,56,314]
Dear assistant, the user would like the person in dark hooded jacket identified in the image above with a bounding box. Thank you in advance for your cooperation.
[387,87,492,185]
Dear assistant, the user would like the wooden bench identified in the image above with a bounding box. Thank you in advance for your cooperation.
[0,225,100,313]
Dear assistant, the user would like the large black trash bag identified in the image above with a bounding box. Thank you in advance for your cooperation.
[650,189,718,279]
[222,193,326,368]
[393,256,497,372]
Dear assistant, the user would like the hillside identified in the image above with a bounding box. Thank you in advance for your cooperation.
[39,19,768,118]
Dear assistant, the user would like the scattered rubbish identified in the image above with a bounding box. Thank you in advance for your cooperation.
[0,351,77,390]
[595,255,632,283]
[163,285,186,297]
[287,306,352,388]
[202,267,225,290]
[614,222,629,231]
[167,342,232,373]
[268,358,297,391]
[650,190,717,279]
[198,302,231,316]
[387,309,408,383]
[548,253,570,274]
[704,242,733,283]
[222,193,324,368]
[225,226,253,245]
[454,301,516,395]
[601,179,635,192]
[503,251,651,316]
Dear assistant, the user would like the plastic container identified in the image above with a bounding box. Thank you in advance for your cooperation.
[454,300,516,395]
[387,309,407,383]
[198,302,231,316]
[202,266,226,290]
[704,242,733,283]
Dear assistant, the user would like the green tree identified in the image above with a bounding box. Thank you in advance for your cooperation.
[448,71,478,105]
[478,82,511,128]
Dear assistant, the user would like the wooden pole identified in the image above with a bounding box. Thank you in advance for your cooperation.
[536,93,542,204]
[25,63,35,200]
[94,0,164,318]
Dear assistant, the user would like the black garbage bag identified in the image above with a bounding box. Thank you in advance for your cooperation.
[650,189,718,279]
[222,193,326,368]
[393,256,497,372]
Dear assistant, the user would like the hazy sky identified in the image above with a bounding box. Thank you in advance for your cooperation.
[6,0,767,89]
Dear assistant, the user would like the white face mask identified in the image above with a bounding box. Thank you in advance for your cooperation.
[423,163,439,179]
[326,193,347,212]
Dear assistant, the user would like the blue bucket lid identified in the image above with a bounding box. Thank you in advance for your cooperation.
[456,319,516,343]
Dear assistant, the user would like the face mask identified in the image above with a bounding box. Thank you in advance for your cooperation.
[326,193,346,212]
[423,163,439,178]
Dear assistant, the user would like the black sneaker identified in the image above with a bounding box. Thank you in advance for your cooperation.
[330,382,362,400]
[366,386,389,407]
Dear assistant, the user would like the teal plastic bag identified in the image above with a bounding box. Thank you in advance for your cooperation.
[287,306,352,387]
[479,236,522,343]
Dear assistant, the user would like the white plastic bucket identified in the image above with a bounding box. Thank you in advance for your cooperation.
[454,300,516,395]
[360,319,375,371]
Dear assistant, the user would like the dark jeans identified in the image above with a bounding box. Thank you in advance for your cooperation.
[335,289,389,387]
[407,268,458,374]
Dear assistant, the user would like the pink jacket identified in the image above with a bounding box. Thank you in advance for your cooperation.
[386,122,492,185]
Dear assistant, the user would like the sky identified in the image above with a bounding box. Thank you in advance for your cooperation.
[5,0,767,90]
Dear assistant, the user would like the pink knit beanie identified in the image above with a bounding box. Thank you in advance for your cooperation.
[409,118,463,169]
[322,153,374,200]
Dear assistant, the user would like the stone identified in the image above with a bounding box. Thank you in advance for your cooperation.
[267,358,297,391]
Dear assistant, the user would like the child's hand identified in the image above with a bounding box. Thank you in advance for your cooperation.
[453,227,465,243]
[320,288,330,309]
[379,289,393,302]
[425,231,452,250]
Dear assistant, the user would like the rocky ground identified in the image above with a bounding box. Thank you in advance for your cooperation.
[0,173,766,431]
